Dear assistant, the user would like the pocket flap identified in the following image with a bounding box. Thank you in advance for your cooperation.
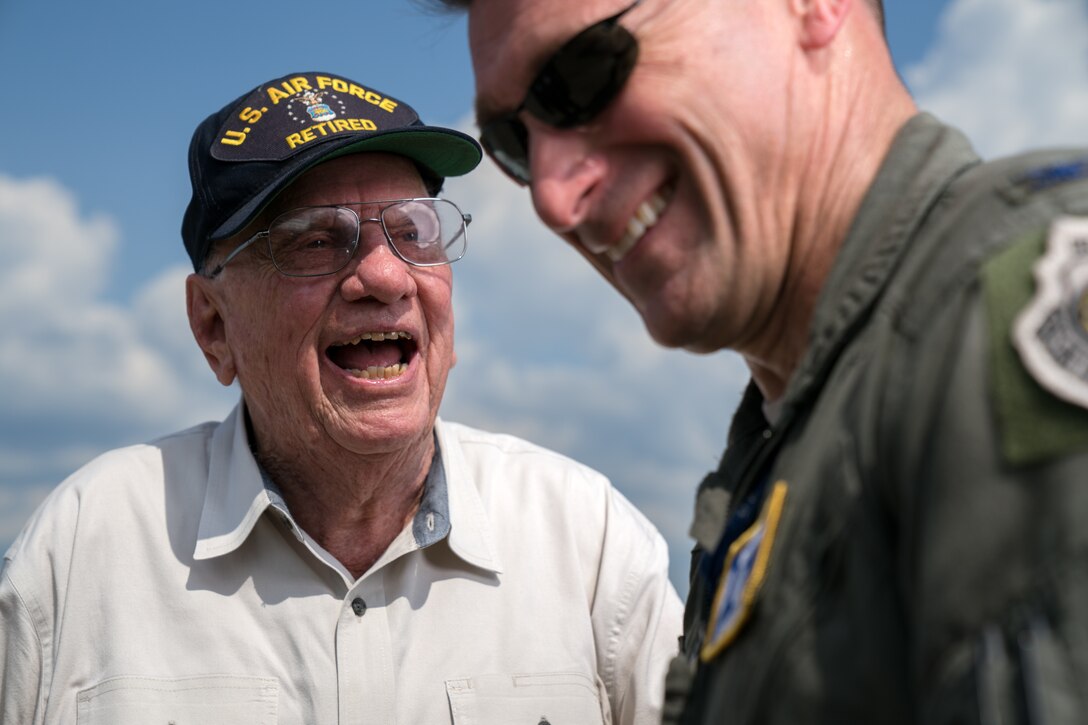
[77,674,278,724]
[446,672,608,724]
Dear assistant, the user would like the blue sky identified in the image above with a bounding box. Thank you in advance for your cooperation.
[2,0,1087,595]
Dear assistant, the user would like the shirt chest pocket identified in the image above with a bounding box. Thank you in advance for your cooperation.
[76,675,278,724]
[445,672,610,725]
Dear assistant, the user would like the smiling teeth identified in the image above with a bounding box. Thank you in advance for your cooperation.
[348,363,408,380]
[610,190,670,262]
[343,331,412,345]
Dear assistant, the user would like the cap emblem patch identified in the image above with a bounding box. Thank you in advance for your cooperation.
[291,90,342,124]
[211,73,416,163]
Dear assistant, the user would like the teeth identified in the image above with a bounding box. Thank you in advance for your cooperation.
[341,331,412,346]
[635,201,658,226]
[346,363,409,380]
[649,191,668,215]
[608,189,670,263]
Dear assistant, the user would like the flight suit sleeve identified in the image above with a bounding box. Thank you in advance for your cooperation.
[881,226,1088,724]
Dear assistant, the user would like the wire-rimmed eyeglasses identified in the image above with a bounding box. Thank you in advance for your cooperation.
[205,198,472,278]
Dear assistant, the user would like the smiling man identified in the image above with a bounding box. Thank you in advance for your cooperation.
[434,0,1088,722]
[0,71,682,724]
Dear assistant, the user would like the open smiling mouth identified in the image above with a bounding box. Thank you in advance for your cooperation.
[326,331,417,380]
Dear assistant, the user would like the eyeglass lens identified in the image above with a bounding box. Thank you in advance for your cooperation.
[270,207,357,276]
[480,0,640,184]
[267,200,467,276]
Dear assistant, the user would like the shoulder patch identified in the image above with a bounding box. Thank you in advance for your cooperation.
[1001,158,1088,204]
[700,481,787,663]
[1014,159,1088,195]
[983,221,1088,465]
[1013,216,1088,408]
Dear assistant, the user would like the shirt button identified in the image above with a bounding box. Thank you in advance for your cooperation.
[351,597,367,616]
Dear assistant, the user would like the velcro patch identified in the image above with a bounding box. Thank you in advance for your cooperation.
[700,481,788,662]
[1013,216,1088,408]
[983,222,1088,465]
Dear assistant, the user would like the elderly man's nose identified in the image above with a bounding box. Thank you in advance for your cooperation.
[340,232,415,303]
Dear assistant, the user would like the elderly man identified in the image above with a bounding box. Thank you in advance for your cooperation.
[435,0,1088,722]
[0,71,682,724]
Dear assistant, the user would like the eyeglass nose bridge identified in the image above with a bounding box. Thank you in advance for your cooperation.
[350,214,415,267]
[357,214,389,240]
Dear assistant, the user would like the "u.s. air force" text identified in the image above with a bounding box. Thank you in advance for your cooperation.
[219,75,399,149]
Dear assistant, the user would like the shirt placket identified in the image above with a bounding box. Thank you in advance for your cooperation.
[337,573,396,724]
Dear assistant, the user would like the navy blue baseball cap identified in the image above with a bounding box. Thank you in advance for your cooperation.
[182,71,482,270]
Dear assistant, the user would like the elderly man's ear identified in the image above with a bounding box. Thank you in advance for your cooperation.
[186,274,237,386]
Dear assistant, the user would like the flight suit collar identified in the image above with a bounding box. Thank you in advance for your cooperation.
[782,112,982,413]
[689,114,981,552]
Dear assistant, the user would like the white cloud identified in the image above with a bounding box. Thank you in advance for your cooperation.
[0,178,232,430]
[0,173,236,550]
[0,176,115,310]
[906,0,1088,158]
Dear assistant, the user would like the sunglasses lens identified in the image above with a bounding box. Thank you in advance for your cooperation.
[525,22,638,127]
[480,1,640,185]
[481,116,532,185]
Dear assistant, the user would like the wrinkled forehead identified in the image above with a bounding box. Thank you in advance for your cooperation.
[272,153,427,209]
[467,0,622,121]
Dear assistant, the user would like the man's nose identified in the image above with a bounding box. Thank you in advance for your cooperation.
[523,119,607,235]
[339,226,416,303]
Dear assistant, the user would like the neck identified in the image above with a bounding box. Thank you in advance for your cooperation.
[255,426,435,579]
[744,34,916,403]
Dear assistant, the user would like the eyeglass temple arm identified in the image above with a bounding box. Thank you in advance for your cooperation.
[205,231,267,278]
[443,213,472,251]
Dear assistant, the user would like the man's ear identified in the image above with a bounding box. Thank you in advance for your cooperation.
[186,273,237,386]
[794,0,852,49]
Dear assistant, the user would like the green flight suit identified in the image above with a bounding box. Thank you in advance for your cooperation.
[670,113,1088,724]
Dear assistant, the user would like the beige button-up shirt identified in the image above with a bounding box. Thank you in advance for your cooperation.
[1,402,682,724]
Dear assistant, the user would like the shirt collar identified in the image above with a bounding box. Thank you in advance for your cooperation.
[193,403,503,575]
[434,417,504,574]
[193,399,272,561]
[412,449,451,548]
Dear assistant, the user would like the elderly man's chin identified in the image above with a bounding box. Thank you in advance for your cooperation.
[315,372,445,456]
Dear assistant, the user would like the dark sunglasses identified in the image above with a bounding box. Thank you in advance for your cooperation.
[479,0,641,185]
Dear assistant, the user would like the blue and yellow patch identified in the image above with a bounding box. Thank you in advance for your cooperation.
[701,481,788,662]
